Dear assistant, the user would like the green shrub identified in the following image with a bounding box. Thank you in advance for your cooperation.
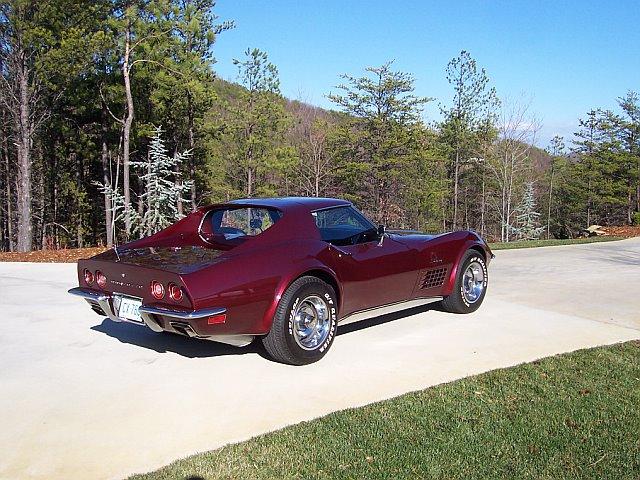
[633,212,640,226]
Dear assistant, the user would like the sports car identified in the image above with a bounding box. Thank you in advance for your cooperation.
[69,197,493,365]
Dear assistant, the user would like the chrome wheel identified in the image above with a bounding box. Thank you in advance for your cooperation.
[292,295,331,350]
[462,260,485,304]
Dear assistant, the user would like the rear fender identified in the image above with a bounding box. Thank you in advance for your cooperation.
[261,263,341,333]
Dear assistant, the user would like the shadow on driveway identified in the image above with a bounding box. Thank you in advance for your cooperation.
[91,319,267,359]
[91,302,442,359]
[337,303,441,336]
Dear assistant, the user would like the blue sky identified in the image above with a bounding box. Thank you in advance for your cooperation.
[211,0,640,147]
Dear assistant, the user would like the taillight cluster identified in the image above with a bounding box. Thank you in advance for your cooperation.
[84,269,107,288]
[150,281,183,303]
[84,268,184,303]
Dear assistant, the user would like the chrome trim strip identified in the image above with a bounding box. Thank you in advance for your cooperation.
[338,297,443,326]
[168,321,254,347]
[68,287,109,302]
[207,335,254,347]
[69,288,226,329]
[69,287,120,322]
[138,305,226,320]
[197,209,212,245]
[69,288,243,343]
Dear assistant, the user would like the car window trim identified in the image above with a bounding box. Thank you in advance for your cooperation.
[311,205,377,245]
[198,206,283,246]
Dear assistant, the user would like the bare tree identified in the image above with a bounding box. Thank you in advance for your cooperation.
[290,102,334,197]
[486,96,540,242]
[546,135,565,239]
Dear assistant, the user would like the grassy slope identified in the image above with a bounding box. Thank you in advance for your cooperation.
[130,342,640,480]
[489,236,625,250]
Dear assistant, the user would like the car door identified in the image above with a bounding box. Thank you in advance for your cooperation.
[314,206,419,315]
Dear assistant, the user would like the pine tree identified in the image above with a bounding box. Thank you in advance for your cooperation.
[440,51,499,230]
[327,61,432,225]
[510,182,545,240]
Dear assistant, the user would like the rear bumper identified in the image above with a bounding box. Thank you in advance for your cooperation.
[68,287,253,347]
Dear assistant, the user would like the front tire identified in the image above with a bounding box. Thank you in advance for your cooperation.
[262,276,338,365]
[441,250,488,314]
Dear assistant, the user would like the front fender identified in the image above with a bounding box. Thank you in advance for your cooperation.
[442,232,492,297]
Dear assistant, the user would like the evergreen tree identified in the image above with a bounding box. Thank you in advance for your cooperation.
[510,182,545,240]
[327,62,432,225]
[131,126,192,236]
[439,51,499,229]
[206,48,291,200]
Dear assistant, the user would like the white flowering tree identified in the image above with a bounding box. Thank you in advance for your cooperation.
[509,182,545,240]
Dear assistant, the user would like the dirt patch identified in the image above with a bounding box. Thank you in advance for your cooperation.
[0,247,107,263]
[602,225,640,238]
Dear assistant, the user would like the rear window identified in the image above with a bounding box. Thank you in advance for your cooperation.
[199,207,282,244]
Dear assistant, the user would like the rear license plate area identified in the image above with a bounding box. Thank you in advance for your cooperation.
[113,294,143,323]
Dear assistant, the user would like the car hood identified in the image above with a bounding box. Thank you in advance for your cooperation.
[94,245,230,274]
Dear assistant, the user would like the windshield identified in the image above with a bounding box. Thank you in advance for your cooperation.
[199,206,282,246]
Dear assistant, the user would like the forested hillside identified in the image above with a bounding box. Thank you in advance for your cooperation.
[1,1,639,252]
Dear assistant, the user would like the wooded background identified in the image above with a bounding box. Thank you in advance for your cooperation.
[1,1,639,252]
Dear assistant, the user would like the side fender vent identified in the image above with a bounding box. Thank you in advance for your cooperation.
[421,267,447,289]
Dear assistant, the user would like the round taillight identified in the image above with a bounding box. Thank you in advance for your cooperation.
[150,281,165,300]
[168,283,183,302]
[84,269,94,285]
[96,271,107,289]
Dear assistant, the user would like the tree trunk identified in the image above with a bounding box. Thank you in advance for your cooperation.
[247,166,253,197]
[187,92,197,210]
[101,101,113,246]
[0,126,6,250]
[73,152,84,248]
[637,157,640,213]
[547,162,554,239]
[36,145,45,249]
[175,146,183,217]
[122,18,134,236]
[4,139,13,251]
[453,148,459,229]
[627,188,632,225]
[587,177,592,227]
[480,177,485,238]
[16,52,32,252]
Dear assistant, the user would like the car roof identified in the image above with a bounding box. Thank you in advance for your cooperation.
[210,197,352,212]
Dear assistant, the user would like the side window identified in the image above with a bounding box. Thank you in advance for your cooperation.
[313,206,375,245]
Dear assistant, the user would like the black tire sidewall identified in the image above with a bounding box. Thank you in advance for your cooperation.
[282,280,338,363]
[457,252,488,312]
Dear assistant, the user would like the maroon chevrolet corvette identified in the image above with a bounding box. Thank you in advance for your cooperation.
[69,197,493,364]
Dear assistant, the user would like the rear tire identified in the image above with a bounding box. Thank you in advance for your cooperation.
[441,250,488,314]
[262,276,338,365]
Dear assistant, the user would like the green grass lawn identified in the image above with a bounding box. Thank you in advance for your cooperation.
[489,236,625,250]
[130,341,640,480]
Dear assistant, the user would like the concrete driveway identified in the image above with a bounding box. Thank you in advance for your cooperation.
[1,238,639,480]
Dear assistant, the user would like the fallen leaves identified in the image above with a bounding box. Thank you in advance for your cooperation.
[601,225,640,238]
[0,247,107,263]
